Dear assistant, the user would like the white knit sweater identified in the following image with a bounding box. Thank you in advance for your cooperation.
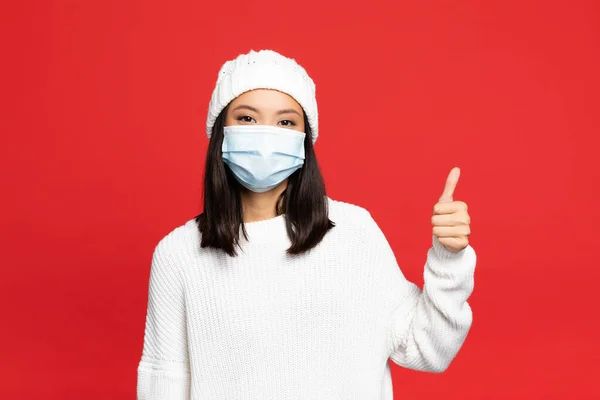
[136,198,476,399]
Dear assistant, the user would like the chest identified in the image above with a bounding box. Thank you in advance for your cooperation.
[182,242,389,347]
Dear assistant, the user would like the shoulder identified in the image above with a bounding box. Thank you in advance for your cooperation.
[151,218,200,268]
[326,197,379,232]
[325,197,394,258]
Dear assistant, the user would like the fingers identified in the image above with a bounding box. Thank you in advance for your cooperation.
[439,167,460,203]
[432,225,471,237]
[431,212,470,226]
[433,200,468,215]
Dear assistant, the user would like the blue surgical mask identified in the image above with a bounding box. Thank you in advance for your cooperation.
[222,125,306,193]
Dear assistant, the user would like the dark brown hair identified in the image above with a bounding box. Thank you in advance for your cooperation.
[194,106,335,256]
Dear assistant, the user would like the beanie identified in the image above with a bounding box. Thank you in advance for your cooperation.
[205,49,319,143]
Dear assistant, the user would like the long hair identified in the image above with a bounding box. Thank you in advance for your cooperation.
[195,106,335,257]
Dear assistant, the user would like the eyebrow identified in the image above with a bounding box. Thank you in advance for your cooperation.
[232,105,260,114]
[276,108,303,117]
[231,104,302,117]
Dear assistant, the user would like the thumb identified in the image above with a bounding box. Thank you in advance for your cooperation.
[439,167,460,203]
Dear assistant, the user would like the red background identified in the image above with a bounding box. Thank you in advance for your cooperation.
[1,0,598,398]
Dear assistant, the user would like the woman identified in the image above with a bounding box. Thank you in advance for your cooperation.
[136,49,476,400]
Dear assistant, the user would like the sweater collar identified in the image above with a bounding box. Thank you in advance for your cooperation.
[240,213,290,245]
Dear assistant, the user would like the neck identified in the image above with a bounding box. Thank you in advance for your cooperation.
[240,181,288,223]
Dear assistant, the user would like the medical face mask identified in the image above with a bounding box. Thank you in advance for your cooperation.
[221,124,306,193]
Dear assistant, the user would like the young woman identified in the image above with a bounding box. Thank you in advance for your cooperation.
[137,49,476,400]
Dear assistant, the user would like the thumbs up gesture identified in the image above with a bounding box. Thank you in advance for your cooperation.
[431,167,471,253]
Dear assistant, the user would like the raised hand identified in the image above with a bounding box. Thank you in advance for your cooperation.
[431,167,471,252]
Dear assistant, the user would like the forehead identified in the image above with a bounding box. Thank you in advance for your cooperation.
[229,89,303,112]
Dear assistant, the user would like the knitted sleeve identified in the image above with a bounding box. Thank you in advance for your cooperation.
[364,212,476,373]
[137,233,191,399]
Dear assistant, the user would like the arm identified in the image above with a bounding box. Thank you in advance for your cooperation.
[137,235,191,399]
[360,209,476,373]
[387,233,476,372]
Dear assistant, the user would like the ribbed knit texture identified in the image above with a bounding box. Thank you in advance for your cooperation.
[206,49,319,143]
[136,198,476,400]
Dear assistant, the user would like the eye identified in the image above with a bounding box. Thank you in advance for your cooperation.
[237,115,256,123]
[279,120,296,127]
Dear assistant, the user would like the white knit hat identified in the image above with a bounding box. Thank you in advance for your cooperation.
[205,49,319,143]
